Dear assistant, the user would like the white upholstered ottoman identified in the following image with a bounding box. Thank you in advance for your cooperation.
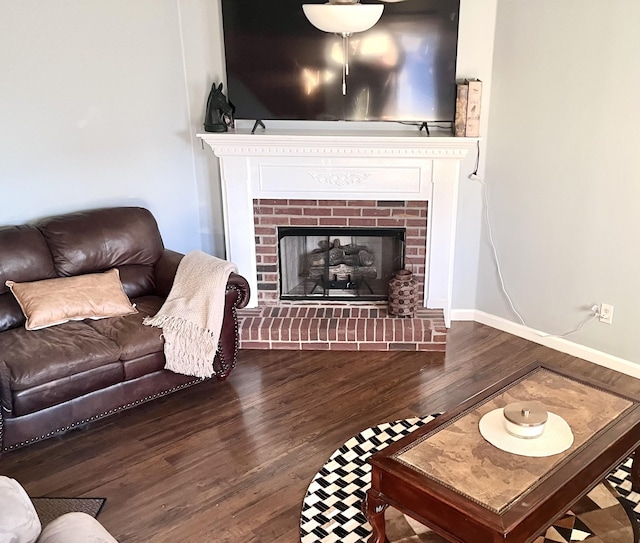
[38,512,117,543]
[0,476,117,543]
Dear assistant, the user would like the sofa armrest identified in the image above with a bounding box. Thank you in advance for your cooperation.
[153,249,184,298]
[153,251,251,380]
[214,273,251,380]
[155,250,251,307]
[226,272,251,309]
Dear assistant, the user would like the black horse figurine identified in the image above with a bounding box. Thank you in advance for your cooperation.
[204,83,235,132]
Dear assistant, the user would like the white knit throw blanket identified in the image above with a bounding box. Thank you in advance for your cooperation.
[143,250,237,379]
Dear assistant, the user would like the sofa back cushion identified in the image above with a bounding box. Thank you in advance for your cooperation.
[37,207,164,298]
[0,225,58,332]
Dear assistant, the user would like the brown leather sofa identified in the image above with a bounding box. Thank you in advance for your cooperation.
[0,207,250,453]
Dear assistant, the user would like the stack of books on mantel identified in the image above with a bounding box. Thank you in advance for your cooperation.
[454,78,482,137]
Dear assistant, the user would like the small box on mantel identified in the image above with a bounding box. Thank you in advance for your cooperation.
[453,82,468,137]
[453,78,482,137]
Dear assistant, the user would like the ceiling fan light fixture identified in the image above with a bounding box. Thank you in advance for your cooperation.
[302,1,384,34]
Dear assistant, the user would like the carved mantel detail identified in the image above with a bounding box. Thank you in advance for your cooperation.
[309,170,370,187]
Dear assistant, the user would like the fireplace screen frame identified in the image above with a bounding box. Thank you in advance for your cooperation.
[278,226,406,302]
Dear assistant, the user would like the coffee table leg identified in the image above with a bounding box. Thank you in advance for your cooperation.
[364,489,390,543]
[632,447,640,492]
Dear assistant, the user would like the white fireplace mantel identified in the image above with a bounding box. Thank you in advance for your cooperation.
[199,126,476,326]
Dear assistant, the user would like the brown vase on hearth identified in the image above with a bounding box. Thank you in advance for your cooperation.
[388,269,418,317]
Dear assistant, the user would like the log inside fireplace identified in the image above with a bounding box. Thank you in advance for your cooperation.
[278,227,405,301]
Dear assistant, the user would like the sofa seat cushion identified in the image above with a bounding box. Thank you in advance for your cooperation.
[11,363,124,417]
[85,295,165,361]
[0,322,121,393]
[119,352,165,381]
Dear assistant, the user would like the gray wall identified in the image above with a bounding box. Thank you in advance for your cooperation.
[0,0,225,254]
[476,0,640,361]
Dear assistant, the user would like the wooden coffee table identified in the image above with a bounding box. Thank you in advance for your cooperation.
[364,363,640,543]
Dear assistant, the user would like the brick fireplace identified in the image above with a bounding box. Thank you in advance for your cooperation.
[199,125,475,351]
[253,198,427,305]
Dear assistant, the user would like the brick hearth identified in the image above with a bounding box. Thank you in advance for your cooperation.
[238,306,446,351]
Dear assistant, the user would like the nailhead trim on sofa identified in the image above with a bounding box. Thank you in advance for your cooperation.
[214,285,243,379]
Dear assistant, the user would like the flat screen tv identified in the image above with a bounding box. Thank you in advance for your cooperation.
[221,0,460,124]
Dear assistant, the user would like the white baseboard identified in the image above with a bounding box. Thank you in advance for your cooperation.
[450,309,640,379]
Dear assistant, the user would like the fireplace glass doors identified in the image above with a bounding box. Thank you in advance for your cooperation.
[278,227,405,301]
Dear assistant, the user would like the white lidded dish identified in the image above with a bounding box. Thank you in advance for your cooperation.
[503,401,548,439]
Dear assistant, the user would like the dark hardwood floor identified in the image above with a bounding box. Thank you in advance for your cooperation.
[1,322,639,542]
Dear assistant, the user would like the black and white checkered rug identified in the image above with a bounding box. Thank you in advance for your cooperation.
[300,416,640,543]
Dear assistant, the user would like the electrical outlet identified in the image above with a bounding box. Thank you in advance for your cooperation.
[599,303,614,324]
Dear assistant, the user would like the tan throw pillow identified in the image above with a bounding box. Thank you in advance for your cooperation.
[6,268,137,331]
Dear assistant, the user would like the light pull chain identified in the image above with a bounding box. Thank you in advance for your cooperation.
[341,33,349,95]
